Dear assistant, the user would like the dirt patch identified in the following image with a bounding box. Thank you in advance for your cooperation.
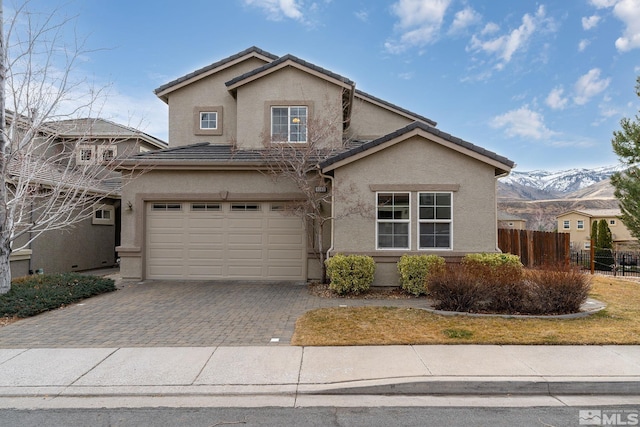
[0,316,19,327]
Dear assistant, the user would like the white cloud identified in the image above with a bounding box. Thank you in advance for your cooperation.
[613,0,640,51]
[467,6,553,69]
[578,39,590,51]
[546,86,568,110]
[581,15,601,30]
[590,0,618,8]
[573,68,611,105]
[355,10,369,22]
[481,22,500,35]
[243,0,304,22]
[448,6,481,35]
[385,0,452,53]
[490,106,557,140]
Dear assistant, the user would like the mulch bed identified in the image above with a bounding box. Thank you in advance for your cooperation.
[308,282,425,300]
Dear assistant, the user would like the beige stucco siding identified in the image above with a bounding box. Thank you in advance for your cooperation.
[349,96,416,140]
[119,169,309,280]
[166,57,268,146]
[558,212,637,250]
[235,67,344,149]
[331,136,498,255]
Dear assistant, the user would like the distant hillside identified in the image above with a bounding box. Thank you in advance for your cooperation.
[498,166,621,230]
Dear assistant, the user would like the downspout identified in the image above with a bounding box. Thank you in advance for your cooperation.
[495,169,510,253]
[318,168,335,261]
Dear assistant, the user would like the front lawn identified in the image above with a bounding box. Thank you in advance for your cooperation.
[0,273,116,322]
[292,275,640,345]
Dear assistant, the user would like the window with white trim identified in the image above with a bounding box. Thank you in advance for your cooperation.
[271,106,307,142]
[584,241,591,250]
[77,145,95,164]
[200,112,217,130]
[376,192,410,249]
[419,192,452,249]
[98,145,117,162]
[93,205,115,225]
[577,220,585,230]
[563,220,570,230]
[610,219,616,226]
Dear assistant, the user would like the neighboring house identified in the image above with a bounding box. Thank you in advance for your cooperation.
[498,211,527,230]
[117,46,514,286]
[557,209,639,251]
[10,118,167,277]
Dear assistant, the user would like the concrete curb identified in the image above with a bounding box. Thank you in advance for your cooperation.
[298,377,640,396]
[420,298,606,319]
[0,378,638,399]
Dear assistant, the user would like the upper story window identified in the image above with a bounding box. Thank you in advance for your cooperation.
[77,144,117,165]
[194,106,223,136]
[610,219,616,226]
[200,112,217,130]
[98,145,117,162]
[376,192,410,249]
[419,192,452,249]
[577,220,585,230]
[563,220,570,230]
[77,145,95,164]
[271,106,307,143]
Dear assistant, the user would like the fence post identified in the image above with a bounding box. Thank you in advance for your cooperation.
[590,239,595,275]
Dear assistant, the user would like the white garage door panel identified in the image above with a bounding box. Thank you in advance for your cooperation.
[146,202,305,280]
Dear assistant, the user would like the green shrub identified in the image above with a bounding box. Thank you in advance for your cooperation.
[397,254,445,296]
[325,254,375,295]
[594,248,615,271]
[0,273,116,318]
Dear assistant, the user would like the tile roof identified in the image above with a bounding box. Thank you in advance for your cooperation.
[47,118,167,148]
[355,89,437,127]
[154,46,279,95]
[225,53,355,89]
[319,121,515,170]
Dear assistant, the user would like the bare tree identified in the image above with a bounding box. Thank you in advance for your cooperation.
[0,1,135,293]
[260,97,366,282]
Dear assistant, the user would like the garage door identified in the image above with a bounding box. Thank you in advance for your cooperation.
[146,202,306,280]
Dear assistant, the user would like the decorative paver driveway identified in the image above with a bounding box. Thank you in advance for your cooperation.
[0,279,430,347]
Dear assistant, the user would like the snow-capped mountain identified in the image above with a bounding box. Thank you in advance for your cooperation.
[498,165,625,200]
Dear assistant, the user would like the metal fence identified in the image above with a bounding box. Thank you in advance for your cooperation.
[570,249,640,277]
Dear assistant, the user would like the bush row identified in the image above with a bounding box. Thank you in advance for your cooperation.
[325,252,591,315]
[428,263,591,315]
[0,273,116,318]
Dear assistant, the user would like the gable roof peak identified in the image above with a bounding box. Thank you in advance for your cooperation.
[154,46,279,100]
[225,51,355,90]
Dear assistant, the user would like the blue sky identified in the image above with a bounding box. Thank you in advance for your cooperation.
[18,0,640,171]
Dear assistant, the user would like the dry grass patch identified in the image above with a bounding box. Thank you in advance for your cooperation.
[292,275,640,346]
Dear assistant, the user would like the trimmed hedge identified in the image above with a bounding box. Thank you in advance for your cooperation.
[397,254,445,296]
[0,273,116,318]
[325,254,375,295]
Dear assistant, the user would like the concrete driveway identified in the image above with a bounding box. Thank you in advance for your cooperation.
[0,278,428,347]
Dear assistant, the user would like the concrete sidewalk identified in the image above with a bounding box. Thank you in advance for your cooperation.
[0,345,639,408]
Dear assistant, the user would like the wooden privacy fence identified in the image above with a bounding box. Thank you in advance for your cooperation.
[498,229,570,267]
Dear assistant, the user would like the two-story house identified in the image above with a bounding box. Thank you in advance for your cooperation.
[10,118,166,277]
[117,47,515,286]
[557,208,638,251]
